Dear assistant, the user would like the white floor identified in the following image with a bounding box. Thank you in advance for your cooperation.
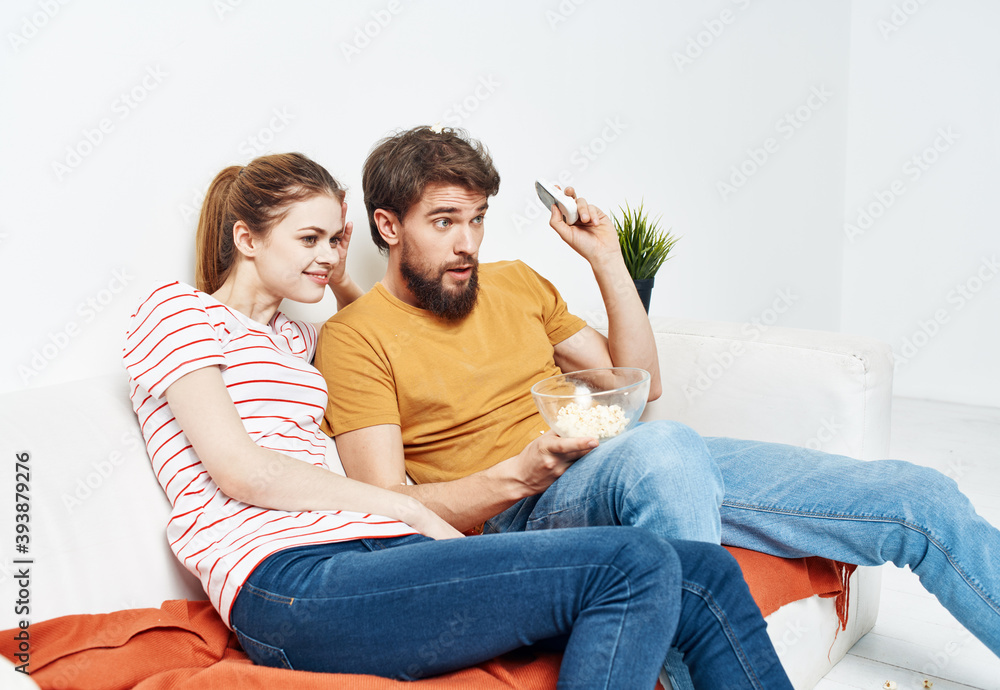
[815,397,1000,690]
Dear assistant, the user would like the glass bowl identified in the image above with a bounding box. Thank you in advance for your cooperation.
[531,367,650,442]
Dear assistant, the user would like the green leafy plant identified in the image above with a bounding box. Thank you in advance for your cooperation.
[613,201,679,280]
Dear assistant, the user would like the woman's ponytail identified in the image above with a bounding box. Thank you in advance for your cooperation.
[195,166,241,294]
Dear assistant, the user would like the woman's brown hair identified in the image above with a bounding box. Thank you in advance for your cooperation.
[195,153,345,294]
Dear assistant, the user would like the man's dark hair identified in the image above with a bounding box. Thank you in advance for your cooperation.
[362,126,502,254]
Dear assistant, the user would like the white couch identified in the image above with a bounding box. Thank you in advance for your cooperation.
[0,317,894,689]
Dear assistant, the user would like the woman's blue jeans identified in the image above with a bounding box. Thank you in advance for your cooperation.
[230,527,792,689]
[484,421,1000,661]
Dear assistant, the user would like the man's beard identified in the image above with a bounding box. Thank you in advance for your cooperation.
[399,244,480,320]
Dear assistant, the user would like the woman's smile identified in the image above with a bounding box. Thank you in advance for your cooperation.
[304,269,330,286]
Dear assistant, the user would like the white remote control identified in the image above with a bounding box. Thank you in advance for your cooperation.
[535,179,579,225]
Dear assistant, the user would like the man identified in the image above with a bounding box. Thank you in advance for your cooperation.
[315,126,1000,666]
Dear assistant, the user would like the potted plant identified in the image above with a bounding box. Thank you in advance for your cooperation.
[613,201,679,313]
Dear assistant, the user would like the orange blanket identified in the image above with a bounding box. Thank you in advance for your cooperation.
[724,546,857,626]
[0,599,564,689]
[1,551,852,689]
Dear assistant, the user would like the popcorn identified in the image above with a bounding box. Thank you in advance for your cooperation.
[554,402,629,439]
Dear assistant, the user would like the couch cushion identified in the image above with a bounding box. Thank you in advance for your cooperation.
[0,375,204,629]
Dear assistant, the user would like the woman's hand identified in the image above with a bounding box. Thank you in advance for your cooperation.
[403,499,466,540]
[328,200,354,288]
[329,199,364,309]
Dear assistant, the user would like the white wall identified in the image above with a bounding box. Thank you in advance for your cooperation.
[842,0,1000,408]
[0,0,993,408]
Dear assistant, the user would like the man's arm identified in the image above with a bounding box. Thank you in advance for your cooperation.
[316,318,558,531]
[547,190,662,401]
[335,424,596,532]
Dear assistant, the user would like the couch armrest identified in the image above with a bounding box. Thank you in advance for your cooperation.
[637,317,894,461]
[630,319,892,689]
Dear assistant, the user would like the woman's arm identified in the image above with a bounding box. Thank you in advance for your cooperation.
[165,366,462,540]
[330,274,364,310]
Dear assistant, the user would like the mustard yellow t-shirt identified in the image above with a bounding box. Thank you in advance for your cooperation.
[316,260,587,484]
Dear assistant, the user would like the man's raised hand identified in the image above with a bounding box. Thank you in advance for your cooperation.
[547,186,623,269]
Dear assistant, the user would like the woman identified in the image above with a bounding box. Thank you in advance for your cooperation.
[123,152,792,689]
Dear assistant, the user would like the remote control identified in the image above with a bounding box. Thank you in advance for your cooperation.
[535,179,579,225]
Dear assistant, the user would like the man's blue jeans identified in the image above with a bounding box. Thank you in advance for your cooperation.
[230,528,792,689]
[485,421,1000,660]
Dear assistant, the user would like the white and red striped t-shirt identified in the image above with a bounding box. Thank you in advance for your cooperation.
[123,281,416,626]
